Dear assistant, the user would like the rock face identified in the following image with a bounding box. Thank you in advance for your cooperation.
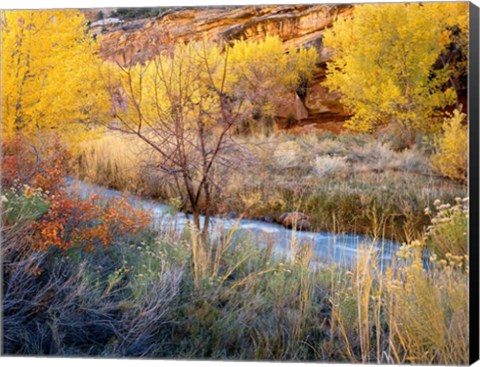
[97,5,354,131]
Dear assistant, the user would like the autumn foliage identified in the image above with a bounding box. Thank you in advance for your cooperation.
[430,110,468,182]
[2,134,151,253]
[2,134,70,193]
[323,2,468,133]
[29,194,150,252]
[1,10,109,142]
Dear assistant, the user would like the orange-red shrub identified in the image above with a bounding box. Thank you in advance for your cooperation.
[29,194,151,252]
[2,134,70,193]
[3,133,151,253]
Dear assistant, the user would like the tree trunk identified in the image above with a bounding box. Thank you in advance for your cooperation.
[202,211,210,242]
[192,209,201,234]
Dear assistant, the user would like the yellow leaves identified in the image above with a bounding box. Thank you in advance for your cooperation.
[227,35,317,93]
[106,40,231,134]
[109,36,317,131]
[1,9,109,143]
[430,109,467,182]
[323,3,464,133]
[286,45,318,85]
[226,36,287,107]
[228,36,284,78]
[430,2,469,39]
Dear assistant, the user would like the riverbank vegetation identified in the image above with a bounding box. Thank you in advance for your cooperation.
[1,3,470,364]
[2,138,469,362]
[74,130,466,242]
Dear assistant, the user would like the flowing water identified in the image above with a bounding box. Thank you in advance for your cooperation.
[66,178,399,268]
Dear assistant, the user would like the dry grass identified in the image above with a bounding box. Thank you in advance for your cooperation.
[75,133,142,192]
[3,129,460,361]
[425,197,469,257]
[73,130,465,242]
[3,188,469,363]
[330,240,468,365]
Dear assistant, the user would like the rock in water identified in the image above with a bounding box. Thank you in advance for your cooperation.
[279,212,311,230]
[262,215,276,223]
[226,211,238,219]
[296,219,311,231]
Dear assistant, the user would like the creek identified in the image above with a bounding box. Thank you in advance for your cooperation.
[66,178,399,268]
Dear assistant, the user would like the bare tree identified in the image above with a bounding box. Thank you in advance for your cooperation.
[103,41,250,239]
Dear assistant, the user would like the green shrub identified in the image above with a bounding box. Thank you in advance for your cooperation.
[2,186,49,226]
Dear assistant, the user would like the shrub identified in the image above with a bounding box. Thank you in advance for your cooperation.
[313,155,348,177]
[29,194,151,252]
[430,110,467,182]
[348,140,397,171]
[2,134,71,193]
[273,140,304,169]
[2,236,182,356]
[396,148,430,173]
[113,7,163,20]
[315,137,347,156]
[2,186,49,226]
[425,197,468,257]
[2,133,151,254]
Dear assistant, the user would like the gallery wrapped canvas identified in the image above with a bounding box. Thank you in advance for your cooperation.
[1,1,479,364]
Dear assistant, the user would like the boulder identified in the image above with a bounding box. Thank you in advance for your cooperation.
[261,215,276,223]
[226,211,238,219]
[296,219,311,231]
[278,211,311,231]
[277,212,288,224]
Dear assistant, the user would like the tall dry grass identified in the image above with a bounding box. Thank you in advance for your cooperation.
[330,241,468,365]
[75,133,142,192]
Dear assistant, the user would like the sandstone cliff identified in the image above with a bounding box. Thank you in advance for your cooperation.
[96,5,354,131]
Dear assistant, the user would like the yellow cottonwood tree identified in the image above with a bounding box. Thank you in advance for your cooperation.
[323,3,468,133]
[1,10,109,141]
[227,36,317,120]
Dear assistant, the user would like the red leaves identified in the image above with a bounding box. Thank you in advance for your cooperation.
[30,193,151,252]
[3,133,151,253]
[2,134,70,193]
